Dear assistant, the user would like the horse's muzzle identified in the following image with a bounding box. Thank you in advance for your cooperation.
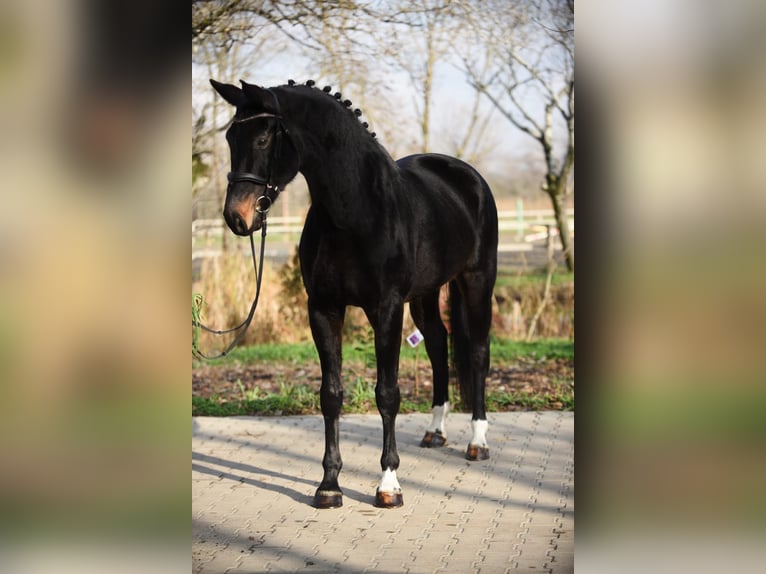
[223,202,260,236]
[223,194,262,236]
[225,210,250,236]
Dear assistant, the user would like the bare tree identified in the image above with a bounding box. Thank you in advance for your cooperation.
[387,0,455,153]
[192,1,411,55]
[450,82,496,164]
[192,0,330,45]
[459,0,574,271]
[377,1,497,165]
[306,7,393,131]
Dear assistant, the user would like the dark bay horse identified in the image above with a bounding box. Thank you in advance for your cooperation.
[210,79,498,509]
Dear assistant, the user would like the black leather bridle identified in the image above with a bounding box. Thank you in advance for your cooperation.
[192,89,290,360]
[226,88,290,216]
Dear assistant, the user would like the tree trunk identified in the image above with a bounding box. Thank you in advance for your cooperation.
[547,184,574,272]
[421,26,435,153]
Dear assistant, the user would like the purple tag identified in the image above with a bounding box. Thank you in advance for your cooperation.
[406,329,424,348]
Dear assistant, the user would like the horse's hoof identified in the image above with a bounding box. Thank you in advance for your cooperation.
[465,445,490,461]
[420,430,447,448]
[313,489,343,509]
[374,489,404,509]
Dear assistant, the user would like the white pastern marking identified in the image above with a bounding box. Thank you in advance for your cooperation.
[470,419,489,447]
[378,468,401,494]
[429,402,450,436]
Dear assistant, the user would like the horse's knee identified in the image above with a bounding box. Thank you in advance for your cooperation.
[320,384,343,414]
[375,384,400,412]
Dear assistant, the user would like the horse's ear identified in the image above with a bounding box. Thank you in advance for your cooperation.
[210,79,244,107]
[240,80,272,110]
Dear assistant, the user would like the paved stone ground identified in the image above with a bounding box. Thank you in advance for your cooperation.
[193,412,574,573]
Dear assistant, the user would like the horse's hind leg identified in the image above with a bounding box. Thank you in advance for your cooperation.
[309,302,346,508]
[410,290,450,448]
[453,273,494,461]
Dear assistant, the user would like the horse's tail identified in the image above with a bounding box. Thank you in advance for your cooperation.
[449,280,474,410]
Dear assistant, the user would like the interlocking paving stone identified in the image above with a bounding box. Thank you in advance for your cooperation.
[193,412,573,573]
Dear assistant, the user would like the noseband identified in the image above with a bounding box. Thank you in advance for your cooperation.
[227,89,290,215]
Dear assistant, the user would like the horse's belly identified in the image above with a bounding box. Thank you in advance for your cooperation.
[412,232,475,283]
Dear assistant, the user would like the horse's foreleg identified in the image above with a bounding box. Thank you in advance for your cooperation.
[367,299,404,508]
[309,304,345,509]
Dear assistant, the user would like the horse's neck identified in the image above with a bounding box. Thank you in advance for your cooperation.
[300,132,399,233]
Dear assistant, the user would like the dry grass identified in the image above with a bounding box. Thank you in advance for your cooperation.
[493,280,575,339]
[192,249,574,349]
[192,251,306,351]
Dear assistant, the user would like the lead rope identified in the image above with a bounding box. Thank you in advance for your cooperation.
[192,219,268,360]
[194,87,283,360]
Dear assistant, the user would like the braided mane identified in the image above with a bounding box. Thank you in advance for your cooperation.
[285,78,377,139]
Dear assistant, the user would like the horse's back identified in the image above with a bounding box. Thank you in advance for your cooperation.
[397,153,496,228]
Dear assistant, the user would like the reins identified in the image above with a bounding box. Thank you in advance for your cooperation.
[193,88,287,360]
[192,215,269,360]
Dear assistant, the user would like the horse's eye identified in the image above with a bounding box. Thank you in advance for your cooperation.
[255,137,269,148]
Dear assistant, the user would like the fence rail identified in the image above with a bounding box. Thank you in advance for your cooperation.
[192,208,573,263]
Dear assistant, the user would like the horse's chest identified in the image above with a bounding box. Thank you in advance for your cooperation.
[316,252,368,300]
[302,233,409,305]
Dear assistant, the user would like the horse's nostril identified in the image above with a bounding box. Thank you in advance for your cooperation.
[233,212,248,234]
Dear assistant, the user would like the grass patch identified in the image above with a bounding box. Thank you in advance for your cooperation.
[346,377,375,412]
[193,384,319,416]
[192,338,574,417]
[192,387,573,416]
[490,338,573,362]
[196,338,573,369]
[194,342,319,368]
[193,377,435,417]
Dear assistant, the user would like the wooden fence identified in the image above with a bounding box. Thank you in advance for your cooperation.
[192,208,574,264]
